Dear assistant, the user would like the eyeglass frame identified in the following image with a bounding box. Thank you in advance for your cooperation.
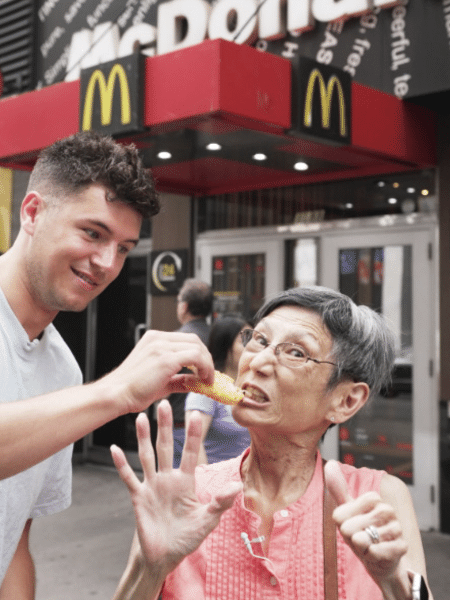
[240,328,338,369]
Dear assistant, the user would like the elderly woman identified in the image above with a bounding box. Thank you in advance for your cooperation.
[112,286,432,600]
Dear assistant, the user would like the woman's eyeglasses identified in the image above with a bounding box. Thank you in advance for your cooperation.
[240,328,337,370]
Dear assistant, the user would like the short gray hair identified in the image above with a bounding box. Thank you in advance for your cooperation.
[255,286,395,401]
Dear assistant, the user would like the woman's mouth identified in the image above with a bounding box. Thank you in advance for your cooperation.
[242,385,269,405]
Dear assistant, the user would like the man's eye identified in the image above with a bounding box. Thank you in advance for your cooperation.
[85,229,100,240]
[118,245,130,255]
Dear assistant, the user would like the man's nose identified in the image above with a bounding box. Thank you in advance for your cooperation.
[92,243,117,271]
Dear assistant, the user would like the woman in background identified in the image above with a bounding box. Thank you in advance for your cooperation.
[184,315,251,464]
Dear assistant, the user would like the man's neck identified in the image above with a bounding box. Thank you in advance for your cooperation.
[0,251,55,341]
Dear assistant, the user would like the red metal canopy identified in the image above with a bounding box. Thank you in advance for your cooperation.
[0,39,436,195]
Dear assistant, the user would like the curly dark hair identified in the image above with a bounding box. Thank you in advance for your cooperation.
[27,131,160,218]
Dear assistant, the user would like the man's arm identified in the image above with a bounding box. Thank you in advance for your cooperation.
[0,520,35,600]
[0,330,215,480]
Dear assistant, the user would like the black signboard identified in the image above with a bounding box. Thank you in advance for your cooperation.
[79,53,144,135]
[150,249,189,296]
[291,56,351,146]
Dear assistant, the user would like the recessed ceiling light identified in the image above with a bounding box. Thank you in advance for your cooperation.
[345,203,353,209]
[421,189,429,196]
[392,182,399,188]
[388,197,398,204]
[407,187,416,193]
[294,161,309,171]
[253,153,267,161]
[206,143,222,151]
[377,181,385,187]
[157,151,172,159]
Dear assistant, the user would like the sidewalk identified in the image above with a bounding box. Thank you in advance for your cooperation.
[30,463,450,600]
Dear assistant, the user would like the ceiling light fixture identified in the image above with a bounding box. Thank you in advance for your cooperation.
[206,143,222,151]
[157,151,172,159]
[407,187,416,193]
[421,189,429,196]
[294,161,309,171]
[388,197,398,205]
[253,153,267,161]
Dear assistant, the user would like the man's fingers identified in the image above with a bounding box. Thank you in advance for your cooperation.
[324,459,353,506]
[111,444,141,494]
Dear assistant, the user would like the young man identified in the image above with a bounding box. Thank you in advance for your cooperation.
[0,132,215,598]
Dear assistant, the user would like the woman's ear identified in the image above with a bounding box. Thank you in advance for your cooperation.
[21,192,45,235]
[327,381,370,425]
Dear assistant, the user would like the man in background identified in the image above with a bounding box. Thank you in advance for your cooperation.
[169,278,213,465]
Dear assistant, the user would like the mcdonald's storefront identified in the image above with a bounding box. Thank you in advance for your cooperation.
[2,0,450,533]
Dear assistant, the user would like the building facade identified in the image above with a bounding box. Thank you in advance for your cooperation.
[1,0,449,532]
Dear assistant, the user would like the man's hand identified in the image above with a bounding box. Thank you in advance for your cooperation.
[111,401,242,586]
[101,331,215,415]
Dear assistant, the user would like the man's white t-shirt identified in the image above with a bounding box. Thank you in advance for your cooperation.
[0,287,82,585]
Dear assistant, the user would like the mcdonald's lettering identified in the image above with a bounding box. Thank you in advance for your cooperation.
[303,69,347,138]
[79,55,143,135]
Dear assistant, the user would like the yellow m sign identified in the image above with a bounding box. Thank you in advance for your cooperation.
[303,68,347,138]
[81,63,131,132]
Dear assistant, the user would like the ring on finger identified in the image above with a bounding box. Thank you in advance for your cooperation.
[365,525,380,544]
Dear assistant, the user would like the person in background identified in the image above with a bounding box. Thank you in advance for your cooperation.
[112,285,433,600]
[169,278,213,466]
[185,315,251,464]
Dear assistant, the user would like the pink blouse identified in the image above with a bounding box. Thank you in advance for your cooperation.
[162,450,384,599]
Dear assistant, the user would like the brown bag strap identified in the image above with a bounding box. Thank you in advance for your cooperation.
[323,458,338,600]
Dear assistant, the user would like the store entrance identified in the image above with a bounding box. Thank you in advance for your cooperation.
[320,225,438,531]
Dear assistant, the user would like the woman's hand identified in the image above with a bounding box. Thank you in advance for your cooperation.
[111,401,242,586]
[324,460,415,599]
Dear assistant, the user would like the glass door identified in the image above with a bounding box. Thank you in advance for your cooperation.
[196,230,284,320]
[320,227,438,530]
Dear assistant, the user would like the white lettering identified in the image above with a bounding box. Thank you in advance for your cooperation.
[62,0,405,81]
[133,0,158,25]
[390,4,410,71]
[208,0,258,45]
[282,41,299,59]
[119,23,157,57]
[86,0,116,29]
[44,45,70,85]
[64,0,89,24]
[40,26,66,59]
[65,23,120,81]
[157,0,210,55]
[312,0,370,23]
[393,72,410,97]
[258,0,286,41]
[38,0,60,23]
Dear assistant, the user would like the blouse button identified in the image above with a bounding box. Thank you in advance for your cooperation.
[280,509,289,517]
[270,576,278,586]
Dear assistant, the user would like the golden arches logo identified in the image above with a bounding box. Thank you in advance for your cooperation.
[81,64,131,131]
[303,68,347,138]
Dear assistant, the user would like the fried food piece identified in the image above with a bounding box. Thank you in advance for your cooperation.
[184,370,244,405]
